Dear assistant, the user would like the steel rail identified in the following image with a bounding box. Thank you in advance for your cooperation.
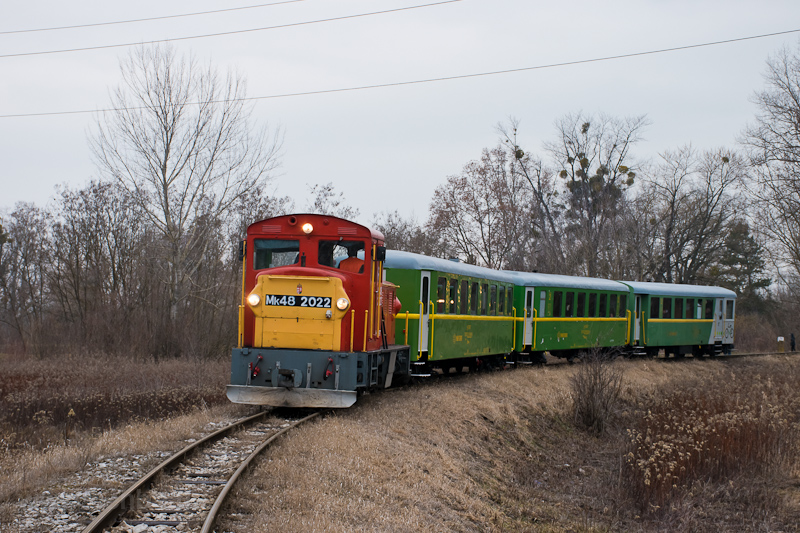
[201,411,322,533]
[81,410,269,533]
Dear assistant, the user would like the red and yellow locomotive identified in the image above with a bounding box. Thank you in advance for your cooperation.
[227,214,410,408]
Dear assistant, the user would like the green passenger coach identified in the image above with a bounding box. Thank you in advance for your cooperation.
[384,251,518,374]
[511,272,632,361]
[383,250,737,375]
[622,281,736,357]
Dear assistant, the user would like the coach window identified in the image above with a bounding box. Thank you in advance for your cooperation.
[620,295,628,316]
[481,284,489,315]
[662,297,672,319]
[449,279,457,314]
[650,297,660,319]
[553,291,563,318]
[686,299,695,319]
[565,292,575,317]
[507,288,514,316]
[254,239,300,269]
[705,299,714,319]
[488,285,497,315]
[436,277,447,314]
[498,286,505,315]
[577,293,586,318]
[726,300,734,319]
[599,294,608,317]
[588,293,597,317]
[609,294,618,318]
[470,283,479,315]
[460,280,469,314]
[674,298,684,319]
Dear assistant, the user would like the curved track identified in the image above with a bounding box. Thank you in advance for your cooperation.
[82,410,321,533]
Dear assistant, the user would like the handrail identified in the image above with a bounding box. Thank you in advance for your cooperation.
[238,240,247,348]
[429,300,434,359]
[512,307,517,351]
[626,309,631,345]
[642,311,647,345]
[350,309,355,352]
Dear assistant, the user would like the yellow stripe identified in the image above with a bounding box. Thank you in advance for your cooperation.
[649,319,714,323]
[534,317,627,323]
[431,314,516,322]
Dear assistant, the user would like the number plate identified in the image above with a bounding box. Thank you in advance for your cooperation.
[263,295,332,308]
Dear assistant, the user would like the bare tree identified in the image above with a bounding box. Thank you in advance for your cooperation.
[741,44,800,282]
[0,204,50,353]
[428,146,533,269]
[641,147,743,283]
[372,210,443,257]
[545,113,648,277]
[91,44,282,342]
[48,181,147,351]
[305,182,360,220]
[497,119,565,273]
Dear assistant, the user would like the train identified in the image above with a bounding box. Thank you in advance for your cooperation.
[226,214,736,408]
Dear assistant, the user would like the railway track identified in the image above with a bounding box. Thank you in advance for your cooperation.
[82,409,322,533]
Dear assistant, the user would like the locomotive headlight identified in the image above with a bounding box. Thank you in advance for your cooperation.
[246,293,261,307]
[302,223,314,234]
[336,297,350,311]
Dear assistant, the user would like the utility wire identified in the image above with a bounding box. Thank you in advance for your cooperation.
[1,27,798,119]
[0,0,311,35]
[0,0,461,58]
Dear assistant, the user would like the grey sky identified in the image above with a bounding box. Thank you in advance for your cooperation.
[2,0,799,226]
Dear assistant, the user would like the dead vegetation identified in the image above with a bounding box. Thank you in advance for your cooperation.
[0,352,230,451]
[2,354,799,532]
[222,356,800,532]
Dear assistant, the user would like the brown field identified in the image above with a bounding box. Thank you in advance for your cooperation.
[2,353,800,532]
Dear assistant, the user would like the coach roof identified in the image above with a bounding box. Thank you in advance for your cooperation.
[621,281,737,298]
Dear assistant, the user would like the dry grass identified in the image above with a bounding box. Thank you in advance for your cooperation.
[221,357,800,532]
[0,352,230,450]
[3,354,799,532]
[0,351,241,506]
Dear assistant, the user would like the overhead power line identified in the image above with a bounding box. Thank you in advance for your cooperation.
[0,0,462,58]
[0,0,311,35]
[1,27,799,119]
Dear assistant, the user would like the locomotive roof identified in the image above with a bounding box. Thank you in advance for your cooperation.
[620,281,737,298]
[248,214,385,242]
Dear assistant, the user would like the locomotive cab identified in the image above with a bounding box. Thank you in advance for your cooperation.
[227,214,410,408]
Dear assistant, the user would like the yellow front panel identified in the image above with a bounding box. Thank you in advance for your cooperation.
[249,275,349,351]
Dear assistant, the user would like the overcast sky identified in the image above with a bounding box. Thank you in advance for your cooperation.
[2,0,800,226]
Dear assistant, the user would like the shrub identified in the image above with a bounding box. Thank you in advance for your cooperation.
[570,350,624,435]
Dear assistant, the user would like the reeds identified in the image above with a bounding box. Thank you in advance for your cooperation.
[624,364,800,512]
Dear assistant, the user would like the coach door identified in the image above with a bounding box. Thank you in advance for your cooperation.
[723,299,735,344]
[714,299,724,341]
[714,298,725,341]
[523,288,535,347]
[634,296,642,344]
[419,271,431,354]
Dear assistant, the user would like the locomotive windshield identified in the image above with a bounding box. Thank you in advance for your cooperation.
[318,240,366,271]
[254,239,300,269]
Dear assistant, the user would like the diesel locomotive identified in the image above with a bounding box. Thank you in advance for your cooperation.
[227,214,736,409]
